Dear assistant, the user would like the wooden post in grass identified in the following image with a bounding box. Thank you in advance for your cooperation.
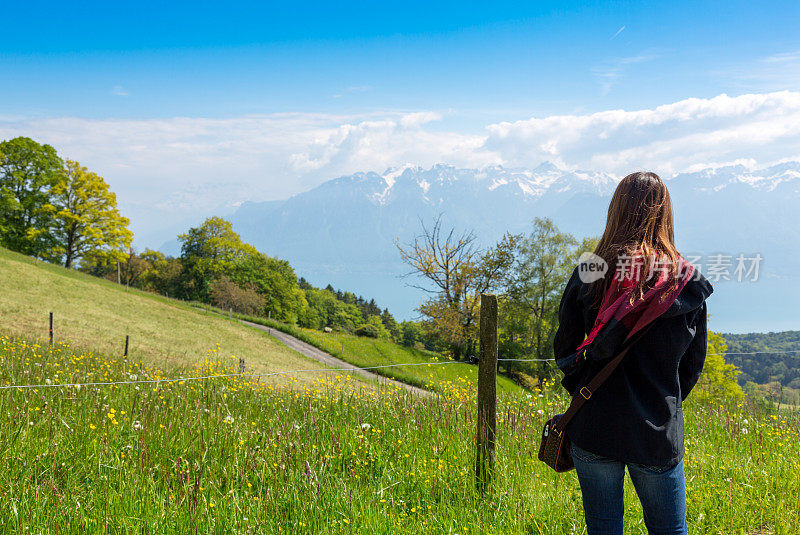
[49,312,54,346]
[124,335,129,358]
[476,293,498,492]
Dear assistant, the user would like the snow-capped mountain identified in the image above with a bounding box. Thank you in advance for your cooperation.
[225,161,800,333]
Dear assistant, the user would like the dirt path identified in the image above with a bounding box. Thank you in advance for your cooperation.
[241,319,430,396]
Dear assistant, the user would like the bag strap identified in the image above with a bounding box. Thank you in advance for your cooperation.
[551,323,655,435]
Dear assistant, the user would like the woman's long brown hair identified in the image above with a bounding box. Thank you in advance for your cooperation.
[589,171,680,309]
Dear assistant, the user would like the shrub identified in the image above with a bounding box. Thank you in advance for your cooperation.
[354,323,380,338]
[209,275,266,316]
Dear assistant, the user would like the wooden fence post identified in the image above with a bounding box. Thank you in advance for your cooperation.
[49,312,54,346]
[124,335,129,358]
[476,293,498,491]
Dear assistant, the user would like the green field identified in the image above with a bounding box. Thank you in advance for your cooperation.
[0,246,367,388]
[0,245,522,396]
[1,246,798,533]
[237,313,521,395]
[0,335,797,533]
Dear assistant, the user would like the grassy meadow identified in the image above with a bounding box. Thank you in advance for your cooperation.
[0,246,369,388]
[237,314,521,395]
[0,335,797,534]
[0,246,798,533]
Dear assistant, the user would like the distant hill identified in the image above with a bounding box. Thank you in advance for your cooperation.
[722,330,800,387]
[223,161,800,333]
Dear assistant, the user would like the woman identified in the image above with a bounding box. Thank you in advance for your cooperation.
[553,171,713,535]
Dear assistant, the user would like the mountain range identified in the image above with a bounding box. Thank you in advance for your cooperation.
[173,161,800,333]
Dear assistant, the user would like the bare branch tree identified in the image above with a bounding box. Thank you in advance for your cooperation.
[395,214,519,360]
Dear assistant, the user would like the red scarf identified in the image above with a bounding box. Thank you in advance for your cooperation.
[575,255,695,354]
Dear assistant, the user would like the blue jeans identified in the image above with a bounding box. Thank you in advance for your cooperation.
[570,442,687,535]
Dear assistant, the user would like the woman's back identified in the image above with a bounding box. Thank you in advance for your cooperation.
[554,264,712,466]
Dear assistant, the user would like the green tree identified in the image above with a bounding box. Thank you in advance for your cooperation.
[231,252,307,323]
[399,321,422,348]
[49,160,133,268]
[354,323,380,338]
[179,217,252,300]
[0,137,63,256]
[138,249,183,296]
[502,218,597,380]
[179,217,307,322]
[381,308,400,341]
[694,330,744,402]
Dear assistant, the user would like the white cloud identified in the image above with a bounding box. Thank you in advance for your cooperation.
[111,85,129,97]
[331,85,372,99]
[763,50,800,64]
[482,90,800,177]
[0,111,490,243]
[716,50,800,91]
[591,53,659,95]
[2,91,800,245]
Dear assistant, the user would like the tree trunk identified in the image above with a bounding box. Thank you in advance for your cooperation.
[64,225,76,268]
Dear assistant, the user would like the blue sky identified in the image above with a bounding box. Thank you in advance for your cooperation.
[1,1,799,248]
[2,1,798,122]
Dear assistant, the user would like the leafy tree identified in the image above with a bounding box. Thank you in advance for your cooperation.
[354,323,380,338]
[381,308,400,341]
[138,249,184,296]
[231,252,307,324]
[694,330,744,402]
[399,321,422,348]
[179,217,250,299]
[502,218,597,380]
[298,277,313,290]
[0,137,63,256]
[365,314,390,338]
[49,160,133,268]
[117,247,149,287]
[179,217,307,322]
[396,215,519,360]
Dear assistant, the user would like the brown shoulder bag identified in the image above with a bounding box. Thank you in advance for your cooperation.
[538,326,652,472]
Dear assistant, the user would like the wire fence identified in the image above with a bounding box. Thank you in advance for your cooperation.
[0,360,471,391]
[4,307,799,391]
[2,347,798,391]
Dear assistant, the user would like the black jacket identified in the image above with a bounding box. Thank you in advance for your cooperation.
[553,267,713,467]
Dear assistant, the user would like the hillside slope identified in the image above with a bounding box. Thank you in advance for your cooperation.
[239,314,521,394]
[0,246,365,387]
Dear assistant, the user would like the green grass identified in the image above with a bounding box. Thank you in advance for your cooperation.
[0,246,369,388]
[0,244,518,395]
[0,335,797,533]
[236,313,521,395]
